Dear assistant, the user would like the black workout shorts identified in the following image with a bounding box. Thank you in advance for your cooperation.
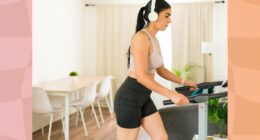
[114,76,157,128]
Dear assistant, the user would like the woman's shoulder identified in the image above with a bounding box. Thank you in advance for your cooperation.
[132,30,150,44]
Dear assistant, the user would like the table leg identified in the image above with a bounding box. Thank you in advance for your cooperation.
[64,94,70,140]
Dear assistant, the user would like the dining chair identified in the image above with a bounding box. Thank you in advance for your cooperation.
[70,81,101,137]
[96,75,114,124]
[32,87,64,140]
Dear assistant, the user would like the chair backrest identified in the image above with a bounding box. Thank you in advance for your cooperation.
[82,81,98,104]
[98,76,112,98]
[32,87,54,114]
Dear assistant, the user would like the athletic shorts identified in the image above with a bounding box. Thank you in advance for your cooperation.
[114,76,157,128]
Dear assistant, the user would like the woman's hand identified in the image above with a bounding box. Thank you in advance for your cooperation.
[184,80,198,91]
[170,92,189,105]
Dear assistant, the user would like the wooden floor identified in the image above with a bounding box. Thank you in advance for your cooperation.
[33,108,116,140]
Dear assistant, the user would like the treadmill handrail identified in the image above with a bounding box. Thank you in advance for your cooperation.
[163,92,227,105]
[176,81,223,92]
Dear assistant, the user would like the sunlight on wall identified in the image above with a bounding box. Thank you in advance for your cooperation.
[158,25,172,70]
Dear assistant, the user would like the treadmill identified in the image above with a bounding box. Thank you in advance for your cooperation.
[159,80,228,140]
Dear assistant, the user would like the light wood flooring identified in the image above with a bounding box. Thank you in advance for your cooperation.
[33,108,116,140]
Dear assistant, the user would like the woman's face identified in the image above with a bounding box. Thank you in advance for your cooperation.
[155,8,171,31]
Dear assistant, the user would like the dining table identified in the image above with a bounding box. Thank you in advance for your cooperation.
[34,75,114,140]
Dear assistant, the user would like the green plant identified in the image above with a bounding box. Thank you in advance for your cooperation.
[172,64,198,80]
[208,98,228,138]
[69,71,78,77]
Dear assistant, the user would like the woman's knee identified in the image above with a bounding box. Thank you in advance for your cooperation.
[152,132,168,140]
[116,125,140,140]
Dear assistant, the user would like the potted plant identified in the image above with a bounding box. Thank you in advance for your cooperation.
[208,98,228,140]
[173,64,193,79]
[69,71,78,77]
[69,71,78,83]
[172,64,203,80]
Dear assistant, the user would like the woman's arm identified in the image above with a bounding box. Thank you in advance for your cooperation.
[156,65,183,84]
[156,65,198,88]
[131,32,187,104]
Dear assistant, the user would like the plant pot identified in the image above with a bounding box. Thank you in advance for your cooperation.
[192,135,213,140]
[213,134,227,140]
[71,76,78,84]
[213,137,227,140]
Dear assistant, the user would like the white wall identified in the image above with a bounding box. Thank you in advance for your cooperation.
[32,0,86,131]
[33,0,86,85]
[84,6,97,75]
[213,1,228,81]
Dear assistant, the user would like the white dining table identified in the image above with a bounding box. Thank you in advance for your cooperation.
[34,75,114,140]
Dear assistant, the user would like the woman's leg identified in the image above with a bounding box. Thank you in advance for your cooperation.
[141,112,168,140]
[116,125,140,140]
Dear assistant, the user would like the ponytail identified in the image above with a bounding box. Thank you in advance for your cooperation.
[135,7,146,33]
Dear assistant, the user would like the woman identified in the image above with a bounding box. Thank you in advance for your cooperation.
[114,0,198,140]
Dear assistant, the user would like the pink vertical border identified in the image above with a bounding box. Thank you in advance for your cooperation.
[229,0,260,139]
[0,0,32,140]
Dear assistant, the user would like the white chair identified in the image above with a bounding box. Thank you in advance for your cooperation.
[32,87,64,140]
[96,76,114,124]
[70,81,101,137]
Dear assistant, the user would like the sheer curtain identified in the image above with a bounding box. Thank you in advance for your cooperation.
[171,3,214,82]
[95,4,141,90]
